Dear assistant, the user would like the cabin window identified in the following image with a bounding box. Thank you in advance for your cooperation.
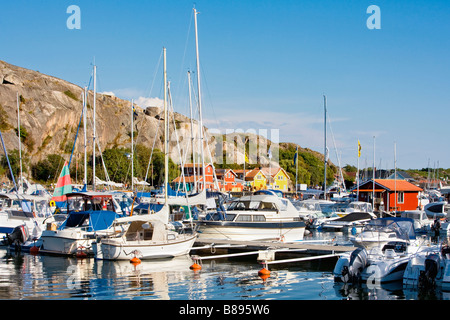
[236,214,252,222]
[253,215,266,222]
[397,192,404,204]
[258,202,277,210]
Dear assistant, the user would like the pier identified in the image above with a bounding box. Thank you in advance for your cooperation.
[190,239,356,274]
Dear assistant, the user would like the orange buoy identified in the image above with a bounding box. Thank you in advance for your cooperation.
[258,267,271,276]
[190,262,202,270]
[29,246,39,255]
[130,257,141,264]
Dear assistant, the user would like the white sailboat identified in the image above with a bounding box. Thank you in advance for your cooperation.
[93,47,197,261]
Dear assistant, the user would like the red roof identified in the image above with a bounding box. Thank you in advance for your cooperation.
[374,179,422,192]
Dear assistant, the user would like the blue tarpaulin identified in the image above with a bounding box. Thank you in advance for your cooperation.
[59,210,121,232]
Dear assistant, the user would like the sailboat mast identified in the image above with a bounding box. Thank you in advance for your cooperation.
[163,47,169,202]
[323,95,327,199]
[93,64,97,191]
[83,86,87,187]
[16,92,23,189]
[194,8,206,191]
[131,99,134,191]
[187,71,197,193]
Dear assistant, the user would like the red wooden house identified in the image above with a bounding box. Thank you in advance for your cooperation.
[356,179,423,213]
[215,169,243,192]
[173,163,216,191]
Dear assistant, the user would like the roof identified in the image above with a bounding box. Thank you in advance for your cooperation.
[260,167,290,180]
[244,168,267,180]
[182,163,213,168]
[357,179,423,192]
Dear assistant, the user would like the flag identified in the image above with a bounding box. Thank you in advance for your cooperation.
[132,104,138,117]
[245,151,249,163]
[51,161,73,203]
[293,146,298,165]
[358,140,361,158]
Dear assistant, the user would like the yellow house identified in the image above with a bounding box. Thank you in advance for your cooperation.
[245,168,267,190]
[261,167,290,192]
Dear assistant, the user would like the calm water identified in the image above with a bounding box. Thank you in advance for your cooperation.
[0,231,448,301]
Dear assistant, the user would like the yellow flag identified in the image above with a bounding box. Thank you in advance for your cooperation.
[358,140,361,158]
[245,152,249,163]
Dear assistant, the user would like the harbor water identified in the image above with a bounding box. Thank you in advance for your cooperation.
[0,230,448,301]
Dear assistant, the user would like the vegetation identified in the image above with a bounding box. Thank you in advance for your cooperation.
[0,149,29,181]
[63,90,78,101]
[25,145,180,187]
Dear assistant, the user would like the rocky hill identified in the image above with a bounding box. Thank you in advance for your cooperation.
[0,60,206,164]
[0,60,331,184]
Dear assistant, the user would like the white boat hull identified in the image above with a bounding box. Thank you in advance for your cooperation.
[197,221,305,242]
[39,228,98,255]
[95,234,197,260]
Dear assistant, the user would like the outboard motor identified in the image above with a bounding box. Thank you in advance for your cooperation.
[335,248,369,283]
[5,225,30,252]
[419,253,440,289]
[348,248,369,283]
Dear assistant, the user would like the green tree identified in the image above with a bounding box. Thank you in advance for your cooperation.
[31,154,65,183]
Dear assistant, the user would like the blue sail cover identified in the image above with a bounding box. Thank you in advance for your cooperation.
[59,211,120,232]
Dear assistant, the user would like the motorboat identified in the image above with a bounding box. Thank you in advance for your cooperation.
[37,192,125,256]
[196,191,306,242]
[0,193,54,246]
[349,217,417,249]
[424,201,449,218]
[403,244,450,290]
[334,218,431,284]
[293,199,334,220]
[400,210,433,233]
[93,205,197,260]
[320,211,376,233]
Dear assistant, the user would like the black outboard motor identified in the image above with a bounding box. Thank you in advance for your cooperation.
[5,225,29,252]
[419,253,440,289]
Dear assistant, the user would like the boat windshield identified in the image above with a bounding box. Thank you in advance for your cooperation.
[362,218,416,240]
[227,200,260,211]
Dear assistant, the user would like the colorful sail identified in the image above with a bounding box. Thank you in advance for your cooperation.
[52,161,72,202]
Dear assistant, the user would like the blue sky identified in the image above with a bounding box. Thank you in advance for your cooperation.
[1,1,449,169]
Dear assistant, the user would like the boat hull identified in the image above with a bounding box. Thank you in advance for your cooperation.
[197,221,306,242]
[95,234,197,260]
[39,229,95,256]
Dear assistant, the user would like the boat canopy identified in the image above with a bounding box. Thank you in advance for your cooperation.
[59,210,120,232]
[363,217,416,240]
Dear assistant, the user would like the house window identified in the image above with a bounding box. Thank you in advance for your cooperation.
[278,175,283,180]
[397,192,404,204]
[257,175,261,180]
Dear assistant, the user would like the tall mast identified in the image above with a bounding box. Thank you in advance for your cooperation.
[83,86,87,187]
[16,92,23,189]
[188,71,197,193]
[92,64,97,191]
[163,47,168,203]
[131,99,134,191]
[323,95,327,199]
[194,8,206,191]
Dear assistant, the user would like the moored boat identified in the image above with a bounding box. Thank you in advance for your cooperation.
[196,191,306,242]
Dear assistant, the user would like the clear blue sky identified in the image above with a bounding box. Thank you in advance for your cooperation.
[1,1,449,170]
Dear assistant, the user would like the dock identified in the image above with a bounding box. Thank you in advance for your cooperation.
[193,238,355,253]
[189,238,356,273]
